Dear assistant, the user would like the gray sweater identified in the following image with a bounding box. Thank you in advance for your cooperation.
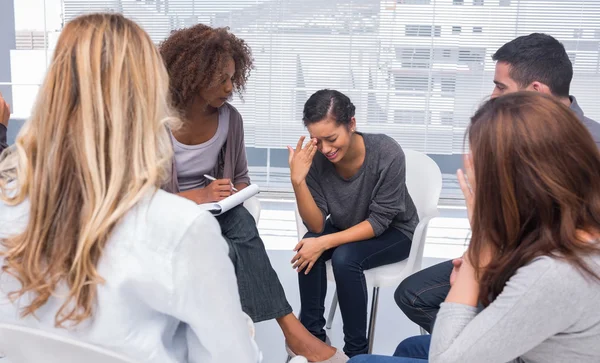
[306,133,419,239]
[430,254,600,363]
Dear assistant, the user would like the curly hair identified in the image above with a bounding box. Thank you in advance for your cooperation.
[159,24,254,113]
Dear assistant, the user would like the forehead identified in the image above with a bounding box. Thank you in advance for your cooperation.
[222,57,235,74]
[307,117,342,137]
[494,62,512,81]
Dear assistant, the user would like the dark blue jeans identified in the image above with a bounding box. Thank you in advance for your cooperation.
[298,221,412,357]
[348,335,431,363]
[394,335,431,359]
[216,205,293,322]
[394,260,453,333]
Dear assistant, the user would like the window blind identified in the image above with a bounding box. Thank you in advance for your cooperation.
[61,0,600,155]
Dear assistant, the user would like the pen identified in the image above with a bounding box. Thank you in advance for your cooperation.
[203,174,238,192]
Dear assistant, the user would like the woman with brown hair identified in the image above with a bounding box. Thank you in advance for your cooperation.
[349,92,600,363]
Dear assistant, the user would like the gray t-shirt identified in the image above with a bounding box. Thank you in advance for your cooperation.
[306,132,419,239]
[171,106,230,191]
[430,254,600,363]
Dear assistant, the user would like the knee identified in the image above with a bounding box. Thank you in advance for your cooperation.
[394,274,419,310]
[347,355,371,363]
[330,245,360,275]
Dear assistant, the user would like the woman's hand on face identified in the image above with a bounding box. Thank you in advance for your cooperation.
[457,153,475,226]
[288,136,318,186]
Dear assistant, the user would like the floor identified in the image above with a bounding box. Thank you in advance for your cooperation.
[254,199,469,362]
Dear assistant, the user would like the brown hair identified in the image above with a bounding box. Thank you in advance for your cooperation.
[159,24,254,113]
[467,92,600,305]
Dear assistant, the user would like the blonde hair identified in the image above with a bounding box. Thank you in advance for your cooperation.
[0,13,177,327]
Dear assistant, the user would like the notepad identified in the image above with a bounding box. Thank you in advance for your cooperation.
[197,183,260,216]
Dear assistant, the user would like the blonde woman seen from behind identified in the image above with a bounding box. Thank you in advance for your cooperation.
[0,13,258,363]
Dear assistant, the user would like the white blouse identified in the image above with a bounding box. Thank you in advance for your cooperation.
[0,189,259,363]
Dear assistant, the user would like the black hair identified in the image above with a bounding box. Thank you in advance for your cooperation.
[492,33,572,97]
[302,89,356,127]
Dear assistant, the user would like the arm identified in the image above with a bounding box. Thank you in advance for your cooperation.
[320,221,374,249]
[296,167,326,233]
[171,212,259,363]
[366,150,408,236]
[289,137,324,233]
[430,258,582,363]
[231,112,251,187]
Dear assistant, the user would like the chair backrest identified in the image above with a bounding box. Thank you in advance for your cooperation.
[294,149,442,272]
[402,149,442,273]
[243,195,261,224]
[403,149,442,222]
[0,323,136,363]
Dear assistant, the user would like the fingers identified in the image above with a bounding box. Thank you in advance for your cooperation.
[304,260,315,275]
[308,140,318,159]
[297,259,310,272]
[303,137,315,150]
[294,240,304,252]
[296,136,306,153]
[287,146,294,165]
[457,169,472,199]
[292,255,303,269]
[463,154,475,190]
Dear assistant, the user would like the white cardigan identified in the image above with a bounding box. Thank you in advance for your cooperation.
[0,189,259,363]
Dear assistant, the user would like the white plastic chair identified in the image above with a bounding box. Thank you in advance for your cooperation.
[294,149,442,353]
[0,323,136,363]
[244,196,262,224]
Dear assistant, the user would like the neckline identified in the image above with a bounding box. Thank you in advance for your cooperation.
[331,132,368,182]
[171,107,225,150]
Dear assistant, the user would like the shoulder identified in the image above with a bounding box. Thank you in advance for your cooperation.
[223,102,243,124]
[508,255,600,296]
[116,189,219,254]
[0,193,30,240]
[364,133,405,166]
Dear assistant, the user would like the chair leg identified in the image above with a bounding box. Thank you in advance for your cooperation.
[367,286,380,354]
[326,290,338,329]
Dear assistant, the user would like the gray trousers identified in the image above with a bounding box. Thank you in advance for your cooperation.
[216,205,293,322]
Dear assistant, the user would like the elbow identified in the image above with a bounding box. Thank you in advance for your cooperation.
[306,220,325,235]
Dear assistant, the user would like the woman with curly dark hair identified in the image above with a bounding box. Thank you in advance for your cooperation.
[160,24,346,363]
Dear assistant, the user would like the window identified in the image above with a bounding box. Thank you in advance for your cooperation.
[394,110,428,125]
[405,25,441,37]
[4,0,600,203]
[397,0,431,4]
[441,77,457,94]
[394,74,431,92]
[397,48,432,68]
[440,111,454,126]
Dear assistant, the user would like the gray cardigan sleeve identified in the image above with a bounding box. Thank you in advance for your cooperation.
[0,124,7,154]
[429,257,590,363]
[228,106,251,187]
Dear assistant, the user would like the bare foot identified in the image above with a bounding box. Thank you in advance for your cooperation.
[277,313,336,362]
